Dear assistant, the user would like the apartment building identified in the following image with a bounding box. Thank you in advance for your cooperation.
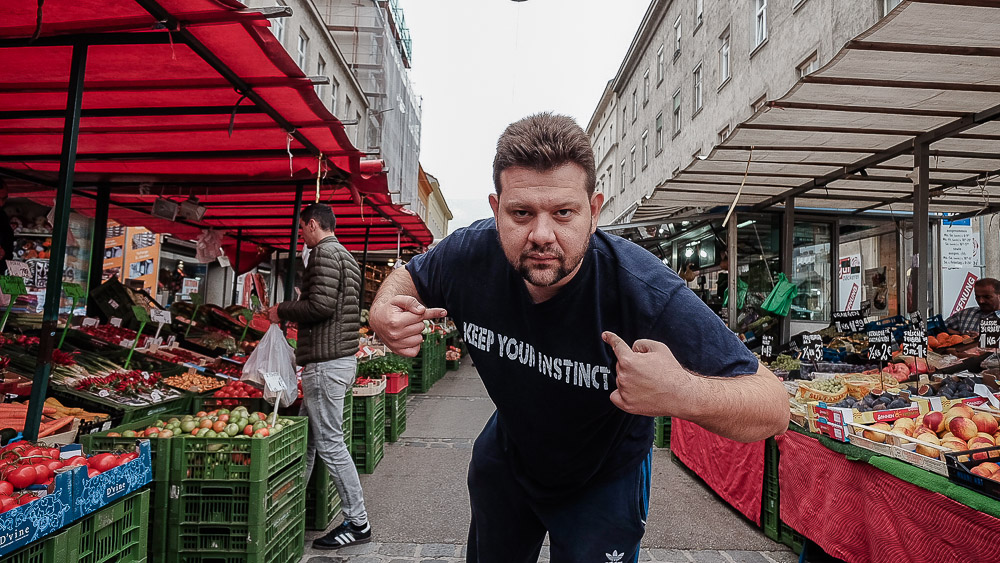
[590,0,903,225]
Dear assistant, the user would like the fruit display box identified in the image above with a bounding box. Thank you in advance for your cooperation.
[807,400,922,426]
[0,468,75,557]
[945,445,1000,501]
[70,439,152,519]
[911,394,993,413]
[808,417,849,442]
[844,422,950,476]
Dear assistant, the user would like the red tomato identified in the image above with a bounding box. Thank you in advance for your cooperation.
[6,466,36,489]
[33,464,52,485]
[64,456,87,468]
[118,452,139,464]
[88,453,119,473]
[217,414,229,423]
[0,495,16,512]
[87,468,100,478]
[46,448,60,458]
[243,425,254,436]
[45,460,63,473]
[18,494,37,505]
[0,482,12,495]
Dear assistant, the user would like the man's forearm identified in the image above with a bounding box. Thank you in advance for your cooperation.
[677,365,789,443]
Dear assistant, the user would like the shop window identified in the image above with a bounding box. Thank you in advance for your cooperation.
[791,221,832,323]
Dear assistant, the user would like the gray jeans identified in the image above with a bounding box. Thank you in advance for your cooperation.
[300,356,369,525]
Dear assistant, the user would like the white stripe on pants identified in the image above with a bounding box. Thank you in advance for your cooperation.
[300,356,369,525]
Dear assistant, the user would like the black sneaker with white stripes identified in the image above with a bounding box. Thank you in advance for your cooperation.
[312,520,372,550]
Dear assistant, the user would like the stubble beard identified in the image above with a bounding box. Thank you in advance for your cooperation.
[514,239,589,287]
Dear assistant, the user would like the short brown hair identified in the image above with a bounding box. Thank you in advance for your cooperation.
[300,203,336,231]
[493,112,596,196]
[976,278,1000,293]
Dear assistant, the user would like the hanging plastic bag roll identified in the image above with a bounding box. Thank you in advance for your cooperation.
[242,324,298,408]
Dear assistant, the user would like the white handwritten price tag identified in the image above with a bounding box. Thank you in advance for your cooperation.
[218,255,231,268]
[98,390,111,398]
[5,260,30,279]
[262,371,285,393]
[82,317,99,327]
[151,390,164,402]
[110,317,122,327]
[150,309,171,324]
[120,339,135,348]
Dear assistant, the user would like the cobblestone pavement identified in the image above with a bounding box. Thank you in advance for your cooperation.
[300,543,800,563]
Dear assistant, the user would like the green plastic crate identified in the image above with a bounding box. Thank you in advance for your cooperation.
[3,522,80,563]
[779,521,806,555]
[77,489,150,563]
[169,416,308,482]
[167,459,304,526]
[653,417,671,448]
[385,386,408,443]
[191,396,269,413]
[49,386,192,426]
[305,463,342,531]
[351,389,385,474]
[762,437,779,541]
[166,485,304,560]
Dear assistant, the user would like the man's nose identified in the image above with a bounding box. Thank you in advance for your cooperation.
[528,216,557,246]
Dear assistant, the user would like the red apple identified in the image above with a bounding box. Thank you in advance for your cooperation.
[972,413,999,434]
[923,411,946,433]
[950,417,979,441]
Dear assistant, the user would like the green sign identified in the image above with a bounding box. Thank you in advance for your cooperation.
[132,305,151,324]
[0,275,27,297]
[63,282,86,299]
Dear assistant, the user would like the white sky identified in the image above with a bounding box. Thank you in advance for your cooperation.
[404,0,652,233]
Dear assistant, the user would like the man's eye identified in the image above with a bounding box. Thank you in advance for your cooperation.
[556,209,573,218]
[512,210,530,218]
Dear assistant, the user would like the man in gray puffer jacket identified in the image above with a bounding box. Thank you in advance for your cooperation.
[268,203,372,549]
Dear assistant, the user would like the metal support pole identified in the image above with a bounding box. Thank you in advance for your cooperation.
[284,183,304,302]
[231,227,242,306]
[781,197,795,343]
[727,213,739,331]
[25,44,87,442]
[86,183,110,317]
[360,226,370,311]
[913,143,930,325]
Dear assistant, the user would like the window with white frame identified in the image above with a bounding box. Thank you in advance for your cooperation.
[272,1,286,44]
[355,110,363,145]
[672,90,682,136]
[719,28,731,84]
[632,90,638,121]
[751,93,767,113]
[297,29,309,69]
[330,77,339,114]
[621,159,627,192]
[674,16,682,56]
[657,45,665,83]
[754,0,768,46]
[622,105,628,136]
[641,130,649,168]
[315,56,327,99]
[718,124,730,144]
[692,64,703,113]
[655,113,664,153]
[643,72,650,104]
[798,52,819,77]
[883,0,903,15]
[696,0,704,26]
[630,147,637,179]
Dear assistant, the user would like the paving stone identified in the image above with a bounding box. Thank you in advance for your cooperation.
[726,551,771,563]
[335,542,378,556]
[343,557,381,563]
[389,559,414,563]
[379,543,419,556]
[637,547,653,561]
[428,442,450,448]
[761,552,799,563]
[648,548,693,562]
[303,557,344,563]
[687,550,728,563]
[418,543,459,557]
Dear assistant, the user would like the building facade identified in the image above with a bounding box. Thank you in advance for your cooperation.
[590,0,902,225]
[418,166,453,240]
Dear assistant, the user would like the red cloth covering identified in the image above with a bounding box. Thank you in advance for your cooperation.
[670,418,764,525]
[776,430,1000,562]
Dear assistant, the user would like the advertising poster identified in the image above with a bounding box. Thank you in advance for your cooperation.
[941,219,981,316]
[103,220,126,281]
[838,253,862,311]
[122,226,160,299]
[865,266,890,317]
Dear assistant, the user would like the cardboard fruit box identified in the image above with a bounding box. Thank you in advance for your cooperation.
[0,462,75,556]
[808,416,849,442]
[808,400,923,426]
[70,439,152,520]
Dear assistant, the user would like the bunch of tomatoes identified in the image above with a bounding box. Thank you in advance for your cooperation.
[107,406,285,440]
[0,442,138,513]
[210,380,264,407]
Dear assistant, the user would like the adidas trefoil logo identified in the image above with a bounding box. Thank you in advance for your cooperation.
[605,550,624,563]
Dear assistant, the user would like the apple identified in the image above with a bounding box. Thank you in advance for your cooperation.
[923,411,946,433]
[914,433,942,458]
[949,403,976,420]
[864,422,892,443]
[972,413,999,435]
[950,417,979,441]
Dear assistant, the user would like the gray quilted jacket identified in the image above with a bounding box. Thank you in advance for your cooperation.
[278,235,361,365]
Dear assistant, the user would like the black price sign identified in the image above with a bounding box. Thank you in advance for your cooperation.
[832,310,865,333]
[801,334,824,363]
[761,335,774,361]
[902,329,927,358]
[867,329,894,362]
[909,311,923,330]
[982,316,1000,349]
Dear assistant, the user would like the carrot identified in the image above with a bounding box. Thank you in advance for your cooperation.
[38,416,75,438]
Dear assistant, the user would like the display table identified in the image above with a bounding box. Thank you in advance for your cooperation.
[776,429,1000,562]
[670,418,764,525]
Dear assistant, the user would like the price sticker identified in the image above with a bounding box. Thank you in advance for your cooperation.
[262,371,285,393]
[120,339,135,348]
[63,282,86,299]
[832,310,865,333]
[5,260,30,279]
[801,334,824,363]
[132,305,151,324]
[110,317,122,327]
[150,309,171,324]
[867,329,894,362]
[97,390,111,398]
[82,317,99,327]
[150,390,163,403]
[902,329,927,358]
[0,275,27,297]
[760,335,774,362]
[107,298,120,310]
[982,316,1000,349]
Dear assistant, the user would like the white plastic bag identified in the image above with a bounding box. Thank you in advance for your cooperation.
[195,229,225,263]
[242,324,298,408]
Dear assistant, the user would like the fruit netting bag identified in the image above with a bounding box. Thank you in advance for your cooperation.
[242,324,298,408]
[761,273,798,317]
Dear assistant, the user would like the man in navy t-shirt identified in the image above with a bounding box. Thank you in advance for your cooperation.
[370,113,789,563]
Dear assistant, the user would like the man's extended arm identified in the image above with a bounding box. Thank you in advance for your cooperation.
[369,268,447,357]
[603,332,789,443]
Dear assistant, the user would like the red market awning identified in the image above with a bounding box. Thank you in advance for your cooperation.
[0,0,433,252]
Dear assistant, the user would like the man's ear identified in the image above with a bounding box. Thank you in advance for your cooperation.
[489,193,500,221]
[589,191,604,233]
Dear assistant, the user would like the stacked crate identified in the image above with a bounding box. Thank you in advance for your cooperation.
[351,380,386,474]
[305,464,342,531]
[654,417,671,448]
[385,375,409,443]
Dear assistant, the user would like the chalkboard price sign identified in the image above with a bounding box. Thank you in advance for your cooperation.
[868,329,894,362]
[901,329,927,358]
[832,310,865,333]
[761,335,774,361]
[981,316,1000,349]
[801,334,824,363]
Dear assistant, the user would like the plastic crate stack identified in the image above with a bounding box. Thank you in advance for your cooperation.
[304,464,342,531]
[81,414,309,563]
[385,373,409,443]
[761,437,807,555]
[410,333,446,393]
[653,417,671,448]
[5,489,150,563]
[351,379,386,474]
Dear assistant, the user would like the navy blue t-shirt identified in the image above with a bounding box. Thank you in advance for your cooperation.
[407,219,758,499]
